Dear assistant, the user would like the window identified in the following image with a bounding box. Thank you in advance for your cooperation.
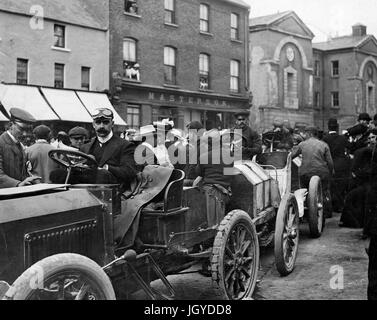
[125,0,138,14]
[331,91,339,107]
[314,60,320,77]
[123,38,140,81]
[81,67,90,90]
[165,0,175,24]
[54,25,65,48]
[331,61,339,77]
[199,54,209,90]
[231,13,239,40]
[127,105,140,129]
[164,47,176,85]
[230,60,240,92]
[54,63,64,88]
[16,59,28,85]
[314,91,320,108]
[200,4,209,32]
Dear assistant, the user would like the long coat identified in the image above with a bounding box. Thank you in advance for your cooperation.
[0,132,27,188]
[80,135,137,187]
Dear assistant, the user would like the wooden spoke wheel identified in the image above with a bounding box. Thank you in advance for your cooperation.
[307,176,324,238]
[4,254,115,300]
[211,210,259,300]
[274,194,300,276]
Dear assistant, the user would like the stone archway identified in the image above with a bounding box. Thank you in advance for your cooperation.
[273,36,309,68]
[359,56,377,79]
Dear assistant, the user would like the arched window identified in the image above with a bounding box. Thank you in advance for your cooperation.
[164,46,176,85]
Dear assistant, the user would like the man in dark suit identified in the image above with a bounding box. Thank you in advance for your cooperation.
[80,108,137,189]
[323,118,351,212]
[0,108,41,188]
[232,111,262,161]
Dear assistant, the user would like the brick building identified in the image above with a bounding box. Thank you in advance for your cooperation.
[249,11,315,132]
[0,0,126,133]
[109,0,251,130]
[313,24,377,131]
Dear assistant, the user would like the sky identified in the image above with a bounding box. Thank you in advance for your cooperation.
[245,0,377,42]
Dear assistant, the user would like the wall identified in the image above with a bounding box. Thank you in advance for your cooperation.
[0,11,109,91]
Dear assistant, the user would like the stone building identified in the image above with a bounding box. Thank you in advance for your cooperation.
[249,11,315,132]
[313,24,377,131]
[109,0,251,130]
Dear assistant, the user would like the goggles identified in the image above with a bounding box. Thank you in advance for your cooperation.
[92,108,114,120]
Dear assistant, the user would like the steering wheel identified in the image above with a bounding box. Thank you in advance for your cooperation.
[49,149,98,184]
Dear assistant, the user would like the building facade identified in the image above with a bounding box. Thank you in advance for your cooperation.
[109,0,251,130]
[313,24,377,131]
[249,11,315,132]
[0,0,109,91]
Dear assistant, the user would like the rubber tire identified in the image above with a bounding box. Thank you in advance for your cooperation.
[274,194,300,276]
[4,254,116,300]
[211,210,260,300]
[307,176,323,238]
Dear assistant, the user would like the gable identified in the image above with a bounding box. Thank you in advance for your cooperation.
[359,38,377,54]
[271,15,314,39]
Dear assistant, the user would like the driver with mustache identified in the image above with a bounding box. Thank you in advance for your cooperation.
[80,108,137,189]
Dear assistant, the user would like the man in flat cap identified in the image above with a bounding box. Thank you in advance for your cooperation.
[80,108,137,189]
[347,113,372,154]
[26,125,59,183]
[232,111,262,161]
[0,108,41,188]
[69,126,89,150]
[292,126,334,217]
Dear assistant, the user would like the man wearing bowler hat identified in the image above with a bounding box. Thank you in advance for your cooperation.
[232,111,262,161]
[0,108,41,188]
[80,108,137,189]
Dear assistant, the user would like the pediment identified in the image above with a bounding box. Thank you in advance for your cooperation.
[359,37,377,53]
[271,13,314,39]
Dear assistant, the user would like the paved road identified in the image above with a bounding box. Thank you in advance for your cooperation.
[131,212,369,300]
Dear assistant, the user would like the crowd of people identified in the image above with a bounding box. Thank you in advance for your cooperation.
[1,106,377,299]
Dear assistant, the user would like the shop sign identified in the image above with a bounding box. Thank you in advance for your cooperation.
[148,92,229,108]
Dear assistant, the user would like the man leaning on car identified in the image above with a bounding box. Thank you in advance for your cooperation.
[0,108,41,189]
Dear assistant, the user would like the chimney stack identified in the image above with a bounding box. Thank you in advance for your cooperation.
[352,23,367,37]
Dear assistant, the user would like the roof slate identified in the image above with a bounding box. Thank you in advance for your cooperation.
[313,35,371,51]
[0,0,108,30]
[250,11,292,27]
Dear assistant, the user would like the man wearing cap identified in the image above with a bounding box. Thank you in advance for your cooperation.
[323,118,352,212]
[69,126,89,150]
[0,108,41,188]
[232,111,262,161]
[292,126,334,217]
[80,108,137,188]
[26,125,59,183]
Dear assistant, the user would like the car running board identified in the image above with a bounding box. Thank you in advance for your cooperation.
[127,253,176,300]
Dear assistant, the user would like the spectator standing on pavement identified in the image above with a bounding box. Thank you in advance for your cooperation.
[348,113,372,154]
[292,126,334,217]
[26,125,59,183]
[0,108,41,188]
[51,131,73,150]
[323,118,352,212]
[68,127,89,150]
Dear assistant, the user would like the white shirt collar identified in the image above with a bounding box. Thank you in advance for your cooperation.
[36,139,49,144]
[329,131,337,134]
[98,131,113,145]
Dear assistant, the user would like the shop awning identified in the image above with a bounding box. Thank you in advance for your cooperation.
[0,84,59,121]
[41,88,93,123]
[76,91,127,126]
